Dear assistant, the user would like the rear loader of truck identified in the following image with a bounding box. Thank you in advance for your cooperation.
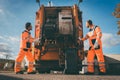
[34,4,84,74]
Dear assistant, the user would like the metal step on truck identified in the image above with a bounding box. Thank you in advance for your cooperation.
[33,2,84,74]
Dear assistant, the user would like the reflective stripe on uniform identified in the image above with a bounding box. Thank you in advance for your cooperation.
[87,62,94,72]
[16,62,21,65]
[98,62,105,64]
[99,62,105,67]
[15,62,21,68]
[28,62,34,68]
[29,62,33,64]
[98,62,106,71]
[87,62,94,65]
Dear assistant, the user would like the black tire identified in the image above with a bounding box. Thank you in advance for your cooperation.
[35,60,59,74]
[37,67,50,74]
[64,48,79,74]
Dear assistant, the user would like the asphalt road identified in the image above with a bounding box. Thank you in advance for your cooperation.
[0,72,120,80]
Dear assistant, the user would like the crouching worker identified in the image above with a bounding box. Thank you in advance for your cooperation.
[79,20,106,75]
[14,22,39,74]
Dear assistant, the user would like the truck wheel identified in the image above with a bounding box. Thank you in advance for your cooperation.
[35,60,50,74]
[64,48,79,74]
[37,68,50,74]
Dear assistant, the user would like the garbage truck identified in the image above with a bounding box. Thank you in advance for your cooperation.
[33,4,84,74]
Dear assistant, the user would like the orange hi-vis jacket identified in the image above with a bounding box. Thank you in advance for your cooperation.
[82,25,102,48]
[20,30,34,49]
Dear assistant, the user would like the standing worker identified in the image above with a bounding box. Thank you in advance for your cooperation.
[79,20,106,75]
[14,22,37,74]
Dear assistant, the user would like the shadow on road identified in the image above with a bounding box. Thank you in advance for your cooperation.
[0,74,24,80]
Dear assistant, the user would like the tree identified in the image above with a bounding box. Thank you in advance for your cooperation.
[4,54,12,60]
[113,4,120,35]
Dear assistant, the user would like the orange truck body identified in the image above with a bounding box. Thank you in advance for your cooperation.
[34,4,84,74]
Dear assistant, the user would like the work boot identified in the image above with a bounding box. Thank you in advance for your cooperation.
[84,72,94,75]
[27,71,36,74]
[16,71,24,74]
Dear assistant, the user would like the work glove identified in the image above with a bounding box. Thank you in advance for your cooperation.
[94,41,99,49]
[34,38,40,44]
[77,37,83,48]
[78,37,82,41]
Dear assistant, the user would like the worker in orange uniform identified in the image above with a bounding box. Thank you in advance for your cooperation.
[79,20,106,75]
[14,22,37,74]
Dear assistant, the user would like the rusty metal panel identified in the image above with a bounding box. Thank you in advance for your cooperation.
[59,10,73,35]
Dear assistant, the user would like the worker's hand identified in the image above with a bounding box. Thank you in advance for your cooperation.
[94,41,99,49]
[78,37,82,41]
[34,38,40,44]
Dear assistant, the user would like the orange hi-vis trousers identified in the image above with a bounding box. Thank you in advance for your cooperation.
[87,47,106,73]
[82,25,106,73]
[14,49,34,73]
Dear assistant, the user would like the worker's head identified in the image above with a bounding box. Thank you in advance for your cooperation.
[86,20,93,28]
[25,22,32,31]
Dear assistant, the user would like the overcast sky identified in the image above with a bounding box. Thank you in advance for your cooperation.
[0,0,120,59]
